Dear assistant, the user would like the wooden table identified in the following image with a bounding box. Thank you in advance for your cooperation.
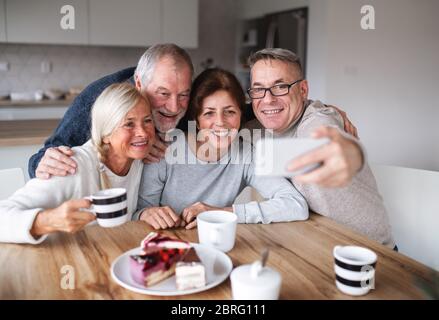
[0,213,435,299]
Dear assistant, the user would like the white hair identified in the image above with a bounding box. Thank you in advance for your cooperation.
[91,83,146,162]
[134,43,194,87]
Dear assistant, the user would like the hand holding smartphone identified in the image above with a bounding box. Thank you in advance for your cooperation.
[254,137,330,177]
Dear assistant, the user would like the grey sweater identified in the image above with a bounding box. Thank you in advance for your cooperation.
[136,131,308,224]
[246,100,395,247]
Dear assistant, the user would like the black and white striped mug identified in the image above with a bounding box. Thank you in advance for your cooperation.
[86,188,128,228]
[333,245,377,296]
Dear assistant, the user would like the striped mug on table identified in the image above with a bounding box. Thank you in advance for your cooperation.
[333,245,377,296]
[86,188,129,228]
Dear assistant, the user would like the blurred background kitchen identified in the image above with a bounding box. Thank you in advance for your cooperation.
[0,1,438,269]
[1,0,438,174]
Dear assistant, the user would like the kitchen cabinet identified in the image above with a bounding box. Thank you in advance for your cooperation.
[6,0,88,44]
[0,0,6,41]
[163,0,198,48]
[2,0,199,47]
[88,0,161,47]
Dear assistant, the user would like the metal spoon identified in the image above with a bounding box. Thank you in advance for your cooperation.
[261,248,270,267]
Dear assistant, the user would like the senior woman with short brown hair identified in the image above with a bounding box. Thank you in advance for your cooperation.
[0,83,155,244]
[136,68,308,230]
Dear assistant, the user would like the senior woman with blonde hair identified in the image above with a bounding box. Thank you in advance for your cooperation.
[0,83,155,244]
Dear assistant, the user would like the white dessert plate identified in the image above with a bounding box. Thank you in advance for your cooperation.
[110,243,233,296]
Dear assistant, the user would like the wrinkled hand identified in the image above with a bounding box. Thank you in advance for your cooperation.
[182,202,232,230]
[328,105,359,139]
[142,138,168,164]
[36,146,77,179]
[139,206,182,230]
[287,126,364,188]
[30,199,95,237]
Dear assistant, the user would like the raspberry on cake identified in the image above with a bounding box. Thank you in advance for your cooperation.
[129,232,191,287]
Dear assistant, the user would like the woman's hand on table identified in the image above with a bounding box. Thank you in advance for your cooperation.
[182,202,233,229]
[139,206,182,230]
[36,146,77,179]
[30,199,96,237]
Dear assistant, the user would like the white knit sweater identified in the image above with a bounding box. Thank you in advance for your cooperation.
[0,141,143,244]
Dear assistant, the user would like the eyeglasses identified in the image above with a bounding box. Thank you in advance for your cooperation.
[247,79,303,99]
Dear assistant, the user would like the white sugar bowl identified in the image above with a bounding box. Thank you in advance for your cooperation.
[230,260,282,300]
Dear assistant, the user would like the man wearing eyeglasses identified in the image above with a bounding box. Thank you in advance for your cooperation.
[246,48,364,187]
[245,48,394,247]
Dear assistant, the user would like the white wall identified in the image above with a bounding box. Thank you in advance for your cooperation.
[322,0,439,172]
[305,0,327,100]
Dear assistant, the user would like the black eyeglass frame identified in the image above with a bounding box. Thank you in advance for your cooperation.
[247,79,304,99]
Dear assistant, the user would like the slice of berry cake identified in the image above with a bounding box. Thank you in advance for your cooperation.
[129,232,191,287]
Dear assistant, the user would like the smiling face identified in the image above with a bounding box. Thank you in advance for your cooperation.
[136,56,192,134]
[250,59,308,134]
[105,98,156,170]
[197,90,242,151]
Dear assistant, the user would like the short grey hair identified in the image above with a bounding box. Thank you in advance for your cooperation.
[135,43,194,87]
[248,48,303,78]
[91,83,148,162]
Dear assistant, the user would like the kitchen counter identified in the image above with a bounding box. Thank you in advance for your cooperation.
[0,99,74,108]
[0,119,59,146]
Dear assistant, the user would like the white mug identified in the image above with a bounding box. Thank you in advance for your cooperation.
[230,260,282,300]
[333,245,377,296]
[86,188,129,228]
[197,210,237,252]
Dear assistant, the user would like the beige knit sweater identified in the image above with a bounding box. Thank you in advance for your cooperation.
[246,100,395,247]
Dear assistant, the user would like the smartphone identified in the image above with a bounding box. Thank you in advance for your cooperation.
[254,137,330,177]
